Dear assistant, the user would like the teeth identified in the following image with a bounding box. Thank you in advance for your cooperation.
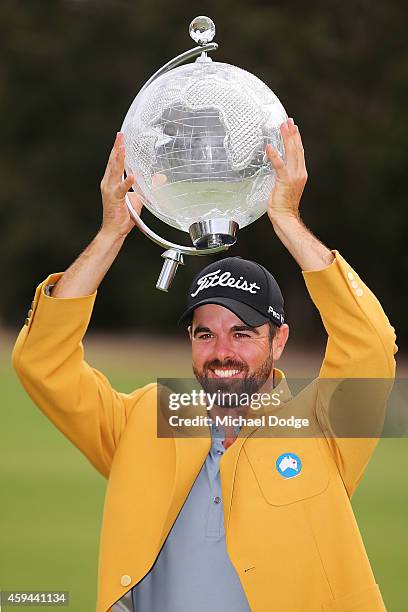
[213,369,240,377]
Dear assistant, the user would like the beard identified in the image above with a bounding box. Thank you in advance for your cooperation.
[192,351,274,409]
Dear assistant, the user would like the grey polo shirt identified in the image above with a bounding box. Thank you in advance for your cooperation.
[131,423,251,611]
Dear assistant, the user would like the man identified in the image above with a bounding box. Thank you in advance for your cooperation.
[12,119,397,611]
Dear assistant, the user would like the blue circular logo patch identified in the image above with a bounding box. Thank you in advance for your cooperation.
[276,452,302,479]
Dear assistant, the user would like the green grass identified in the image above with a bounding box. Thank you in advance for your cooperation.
[351,439,408,611]
[1,339,407,611]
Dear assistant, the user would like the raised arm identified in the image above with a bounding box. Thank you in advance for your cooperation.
[266,120,397,496]
[12,133,148,479]
[265,118,333,272]
[266,118,397,378]
[52,131,141,298]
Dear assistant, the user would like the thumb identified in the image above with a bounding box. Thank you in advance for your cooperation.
[266,144,285,174]
[115,174,135,199]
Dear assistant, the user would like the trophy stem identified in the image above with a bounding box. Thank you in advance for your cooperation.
[156,249,184,292]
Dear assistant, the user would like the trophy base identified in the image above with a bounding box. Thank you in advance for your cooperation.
[189,219,238,249]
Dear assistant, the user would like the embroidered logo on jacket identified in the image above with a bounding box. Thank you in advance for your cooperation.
[276,452,302,479]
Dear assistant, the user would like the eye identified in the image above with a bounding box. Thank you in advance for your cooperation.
[197,333,213,340]
[233,332,251,339]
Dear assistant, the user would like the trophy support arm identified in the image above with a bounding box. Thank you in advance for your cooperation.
[124,193,232,291]
[138,43,218,95]
[124,193,231,257]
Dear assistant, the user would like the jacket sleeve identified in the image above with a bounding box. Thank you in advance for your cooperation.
[11,273,154,479]
[302,250,398,497]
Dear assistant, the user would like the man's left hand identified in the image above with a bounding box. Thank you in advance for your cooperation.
[266,118,308,223]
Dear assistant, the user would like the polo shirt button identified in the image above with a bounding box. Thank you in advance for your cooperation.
[25,318,30,326]
[347,272,354,280]
[27,309,33,318]
[213,496,221,504]
[356,288,364,297]
[216,450,223,455]
[120,574,132,587]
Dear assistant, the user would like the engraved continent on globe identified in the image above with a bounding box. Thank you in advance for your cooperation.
[122,60,287,233]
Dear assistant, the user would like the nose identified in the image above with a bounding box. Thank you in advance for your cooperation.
[211,336,236,363]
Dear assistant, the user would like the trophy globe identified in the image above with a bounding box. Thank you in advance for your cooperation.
[121,16,287,290]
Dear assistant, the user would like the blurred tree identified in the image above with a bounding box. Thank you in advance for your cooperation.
[0,0,406,343]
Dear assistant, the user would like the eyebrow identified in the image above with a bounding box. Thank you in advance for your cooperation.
[192,324,260,337]
[193,326,211,338]
[231,324,260,335]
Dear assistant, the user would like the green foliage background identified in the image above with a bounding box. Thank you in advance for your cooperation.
[1,0,406,339]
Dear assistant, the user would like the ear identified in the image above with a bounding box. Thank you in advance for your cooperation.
[272,324,289,361]
[188,313,195,341]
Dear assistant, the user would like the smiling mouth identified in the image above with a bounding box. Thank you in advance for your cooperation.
[208,368,245,378]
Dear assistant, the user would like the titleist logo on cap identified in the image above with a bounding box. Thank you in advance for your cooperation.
[191,270,261,298]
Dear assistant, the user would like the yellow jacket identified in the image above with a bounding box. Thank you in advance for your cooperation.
[12,251,397,612]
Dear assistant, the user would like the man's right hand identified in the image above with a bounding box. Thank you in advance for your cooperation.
[51,133,144,298]
[100,132,143,239]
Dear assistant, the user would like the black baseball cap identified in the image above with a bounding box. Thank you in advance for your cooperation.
[178,256,285,328]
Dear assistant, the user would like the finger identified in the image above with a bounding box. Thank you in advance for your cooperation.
[106,140,125,187]
[293,125,304,153]
[291,124,306,175]
[110,132,122,158]
[109,143,126,185]
[152,172,168,187]
[285,118,306,175]
[114,173,135,199]
[280,119,298,172]
[266,143,286,174]
[287,118,302,150]
[101,132,122,183]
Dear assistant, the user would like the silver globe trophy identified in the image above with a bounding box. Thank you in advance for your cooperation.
[122,16,287,290]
